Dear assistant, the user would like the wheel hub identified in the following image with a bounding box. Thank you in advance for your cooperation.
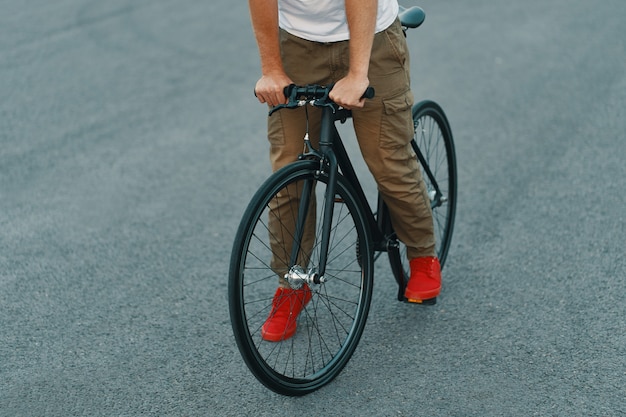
[285,265,324,289]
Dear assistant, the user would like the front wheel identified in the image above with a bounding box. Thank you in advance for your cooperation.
[388,100,457,293]
[229,161,374,396]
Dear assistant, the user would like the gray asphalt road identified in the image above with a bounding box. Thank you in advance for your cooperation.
[1,1,625,416]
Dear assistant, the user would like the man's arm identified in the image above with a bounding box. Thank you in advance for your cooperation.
[249,0,292,106]
[329,0,378,109]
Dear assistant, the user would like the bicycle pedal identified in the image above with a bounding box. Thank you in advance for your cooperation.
[404,297,437,306]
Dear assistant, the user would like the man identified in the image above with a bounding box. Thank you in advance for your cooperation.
[250,0,441,342]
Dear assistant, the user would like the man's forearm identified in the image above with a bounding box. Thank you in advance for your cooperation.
[345,0,377,78]
[249,0,284,76]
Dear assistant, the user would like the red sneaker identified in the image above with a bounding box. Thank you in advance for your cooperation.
[261,285,312,342]
[404,256,441,304]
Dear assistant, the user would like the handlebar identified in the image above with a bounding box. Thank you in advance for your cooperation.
[284,84,375,101]
[266,84,375,116]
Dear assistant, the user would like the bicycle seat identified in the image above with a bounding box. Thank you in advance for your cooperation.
[398,6,425,29]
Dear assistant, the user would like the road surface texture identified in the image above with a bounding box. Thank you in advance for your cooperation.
[1,0,624,415]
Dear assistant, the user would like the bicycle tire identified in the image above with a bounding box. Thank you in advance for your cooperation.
[387,100,457,292]
[229,160,374,396]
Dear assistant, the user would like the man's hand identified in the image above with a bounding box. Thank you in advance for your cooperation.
[329,74,370,109]
[254,72,293,107]
[329,0,376,109]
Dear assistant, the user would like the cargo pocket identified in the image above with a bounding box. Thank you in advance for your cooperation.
[380,89,415,148]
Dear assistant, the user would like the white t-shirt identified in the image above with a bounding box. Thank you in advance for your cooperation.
[278,0,399,43]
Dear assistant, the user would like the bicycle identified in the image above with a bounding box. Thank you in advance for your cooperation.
[229,6,457,396]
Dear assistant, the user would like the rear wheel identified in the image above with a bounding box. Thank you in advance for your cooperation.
[388,100,457,294]
[229,161,374,396]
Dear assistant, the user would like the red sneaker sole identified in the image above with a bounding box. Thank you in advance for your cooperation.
[405,296,437,305]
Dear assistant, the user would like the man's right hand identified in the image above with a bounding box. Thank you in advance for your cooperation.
[254,73,293,107]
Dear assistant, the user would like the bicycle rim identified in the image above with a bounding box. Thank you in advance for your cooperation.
[229,162,373,396]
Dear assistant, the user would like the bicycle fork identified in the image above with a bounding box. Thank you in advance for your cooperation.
[285,107,339,289]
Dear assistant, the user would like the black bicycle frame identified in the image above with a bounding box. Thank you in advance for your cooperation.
[321,110,390,252]
[287,101,442,282]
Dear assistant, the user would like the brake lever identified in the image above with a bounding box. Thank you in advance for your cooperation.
[267,84,300,116]
[268,101,302,116]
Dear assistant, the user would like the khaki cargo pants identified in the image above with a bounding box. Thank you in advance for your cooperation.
[268,19,435,285]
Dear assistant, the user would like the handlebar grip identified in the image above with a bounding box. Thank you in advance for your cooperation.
[283,84,296,98]
[362,87,375,100]
[254,85,297,99]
